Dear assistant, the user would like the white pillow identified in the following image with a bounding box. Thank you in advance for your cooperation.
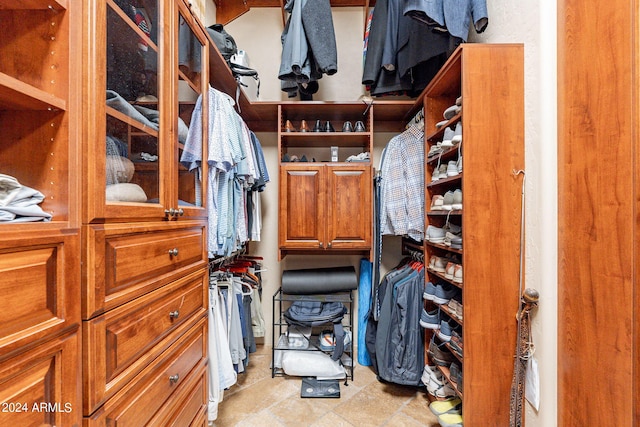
[281,351,346,379]
[106,183,147,202]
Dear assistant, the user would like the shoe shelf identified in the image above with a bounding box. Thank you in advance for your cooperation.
[426,241,463,255]
[427,268,462,290]
[271,288,354,380]
[420,44,524,424]
[437,365,463,399]
[280,132,371,148]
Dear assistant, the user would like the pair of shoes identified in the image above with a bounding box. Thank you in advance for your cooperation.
[443,104,461,120]
[441,189,462,211]
[444,231,461,247]
[449,331,463,357]
[437,412,463,427]
[319,330,352,351]
[428,142,444,157]
[437,319,459,342]
[422,365,456,398]
[313,120,335,132]
[449,362,462,386]
[446,160,460,177]
[447,298,463,320]
[420,307,441,329]
[430,194,444,211]
[428,256,447,272]
[426,225,446,243]
[432,163,448,181]
[284,119,311,132]
[444,262,460,280]
[429,397,462,416]
[433,283,459,305]
[428,335,456,366]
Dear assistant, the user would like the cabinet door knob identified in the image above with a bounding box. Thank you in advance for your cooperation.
[327,242,332,248]
[169,310,180,319]
[319,242,323,248]
[176,208,184,216]
[169,374,180,384]
[164,208,176,217]
[168,248,179,256]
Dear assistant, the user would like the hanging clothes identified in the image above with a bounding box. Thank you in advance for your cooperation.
[403,0,488,42]
[367,259,425,385]
[279,0,337,98]
[379,125,425,241]
[180,86,270,257]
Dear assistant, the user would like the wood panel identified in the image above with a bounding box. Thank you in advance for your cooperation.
[557,0,636,425]
[326,165,371,249]
[84,316,207,425]
[0,329,81,427]
[278,165,325,252]
[82,270,207,414]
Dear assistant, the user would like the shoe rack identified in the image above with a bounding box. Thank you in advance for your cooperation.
[422,44,524,424]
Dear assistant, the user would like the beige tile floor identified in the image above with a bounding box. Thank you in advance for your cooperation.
[212,345,441,427]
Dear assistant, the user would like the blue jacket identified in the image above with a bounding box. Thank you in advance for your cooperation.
[403,0,488,41]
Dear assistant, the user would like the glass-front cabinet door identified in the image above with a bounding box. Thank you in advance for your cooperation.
[175,6,207,219]
[99,0,165,220]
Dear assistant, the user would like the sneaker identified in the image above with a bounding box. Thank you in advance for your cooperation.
[428,142,443,157]
[430,194,444,211]
[447,299,462,319]
[420,308,441,329]
[444,262,457,280]
[421,364,441,388]
[444,232,460,247]
[450,362,462,385]
[449,331,464,356]
[441,191,455,211]
[319,330,352,351]
[443,105,460,120]
[452,189,462,210]
[433,283,458,305]
[435,119,448,129]
[451,122,462,144]
[422,365,456,398]
[437,319,457,342]
[441,127,455,147]
[438,412,463,427]
[451,236,463,250]
[426,225,446,243]
[453,264,463,284]
[424,281,437,300]
[430,257,447,273]
[446,160,459,177]
[428,336,456,366]
[429,397,462,416]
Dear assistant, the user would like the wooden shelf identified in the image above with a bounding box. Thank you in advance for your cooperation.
[0,72,66,110]
[0,0,67,9]
[426,175,462,188]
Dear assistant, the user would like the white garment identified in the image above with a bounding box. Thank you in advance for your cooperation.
[207,284,237,422]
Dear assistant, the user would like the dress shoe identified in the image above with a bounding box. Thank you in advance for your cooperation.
[354,120,366,132]
[342,121,353,132]
[300,119,309,132]
[284,119,296,132]
[313,119,323,132]
[324,120,335,132]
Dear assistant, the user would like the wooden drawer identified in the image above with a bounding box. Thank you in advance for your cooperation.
[84,317,207,426]
[83,269,207,414]
[0,232,80,356]
[149,362,207,427]
[84,221,206,318]
[0,328,81,427]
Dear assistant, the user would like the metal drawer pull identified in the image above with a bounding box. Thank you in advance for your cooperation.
[169,310,180,319]
[168,248,179,256]
[169,374,179,384]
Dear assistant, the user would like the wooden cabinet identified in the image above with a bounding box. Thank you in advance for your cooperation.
[0,1,82,424]
[80,0,209,422]
[277,102,373,259]
[422,44,524,424]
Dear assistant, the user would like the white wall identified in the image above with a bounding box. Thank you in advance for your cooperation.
[211,2,557,426]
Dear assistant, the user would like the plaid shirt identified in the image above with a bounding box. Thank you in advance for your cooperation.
[379,125,425,241]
